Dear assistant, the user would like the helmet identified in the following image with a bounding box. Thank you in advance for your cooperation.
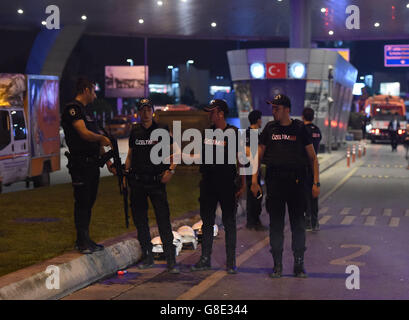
[177,225,198,250]
[151,236,164,259]
[192,220,218,242]
[172,231,183,256]
[151,231,183,259]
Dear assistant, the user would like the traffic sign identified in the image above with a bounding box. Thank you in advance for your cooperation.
[384,45,409,67]
[266,63,287,78]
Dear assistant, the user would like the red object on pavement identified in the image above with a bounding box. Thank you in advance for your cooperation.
[117,270,128,275]
[266,63,287,79]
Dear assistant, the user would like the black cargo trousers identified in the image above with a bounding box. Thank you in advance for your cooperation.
[246,174,262,226]
[199,174,237,265]
[68,158,100,246]
[265,168,307,261]
[128,175,174,260]
[305,168,319,228]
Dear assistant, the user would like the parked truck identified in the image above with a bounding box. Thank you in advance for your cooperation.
[0,74,60,193]
[364,95,407,143]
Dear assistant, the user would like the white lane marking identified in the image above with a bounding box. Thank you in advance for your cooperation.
[319,215,332,225]
[389,217,400,227]
[340,207,352,215]
[364,216,376,226]
[361,208,372,216]
[341,216,356,225]
[319,207,329,215]
[383,209,392,216]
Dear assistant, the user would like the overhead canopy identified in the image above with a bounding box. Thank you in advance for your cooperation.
[0,0,408,41]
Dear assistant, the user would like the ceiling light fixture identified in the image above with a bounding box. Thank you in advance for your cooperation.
[139,18,144,24]
[17,9,24,14]
[374,22,380,27]
[328,30,334,35]
[157,0,163,6]
[41,21,47,26]
[211,22,217,28]
[321,8,326,13]
[81,15,87,21]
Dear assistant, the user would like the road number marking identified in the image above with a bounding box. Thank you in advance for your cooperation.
[330,245,371,267]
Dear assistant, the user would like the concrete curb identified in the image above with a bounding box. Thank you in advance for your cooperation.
[0,238,141,300]
[0,211,201,300]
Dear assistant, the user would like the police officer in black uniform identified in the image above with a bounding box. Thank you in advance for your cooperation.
[251,94,320,278]
[125,98,180,274]
[191,99,246,274]
[245,110,267,231]
[302,107,322,232]
[61,77,115,254]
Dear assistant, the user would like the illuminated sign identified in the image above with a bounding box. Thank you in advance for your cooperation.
[384,45,409,67]
[288,62,306,79]
[250,63,266,79]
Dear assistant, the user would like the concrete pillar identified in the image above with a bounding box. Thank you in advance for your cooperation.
[289,0,312,48]
[26,25,85,77]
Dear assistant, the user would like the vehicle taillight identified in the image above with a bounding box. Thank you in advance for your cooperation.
[398,129,404,135]
[375,129,380,134]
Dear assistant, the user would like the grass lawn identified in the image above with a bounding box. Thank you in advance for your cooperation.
[0,167,200,277]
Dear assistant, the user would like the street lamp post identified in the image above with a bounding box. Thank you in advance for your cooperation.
[327,65,334,154]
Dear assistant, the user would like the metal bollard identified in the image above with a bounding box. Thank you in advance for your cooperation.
[363,143,366,156]
[358,144,362,158]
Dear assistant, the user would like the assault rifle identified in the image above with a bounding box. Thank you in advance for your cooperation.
[99,130,129,228]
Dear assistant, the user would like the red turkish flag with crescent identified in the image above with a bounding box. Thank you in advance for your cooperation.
[266,63,287,79]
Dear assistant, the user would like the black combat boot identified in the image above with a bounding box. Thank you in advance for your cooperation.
[85,230,104,251]
[269,252,283,279]
[226,255,237,274]
[191,256,211,271]
[138,251,154,269]
[293,255,308,278]
[166,245,180,274]
[75,230,94,254]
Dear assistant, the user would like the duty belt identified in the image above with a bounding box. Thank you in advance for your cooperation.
[65,151,100,167]
[130,172,163,183]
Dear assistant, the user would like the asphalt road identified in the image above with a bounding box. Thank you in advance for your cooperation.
[63,142,409,300]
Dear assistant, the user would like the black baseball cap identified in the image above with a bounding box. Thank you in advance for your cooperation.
[204,99,229,115]
[138,98,154,110]
[266,94,291,109]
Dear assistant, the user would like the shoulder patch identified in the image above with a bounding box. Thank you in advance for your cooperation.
[69,108,77,116]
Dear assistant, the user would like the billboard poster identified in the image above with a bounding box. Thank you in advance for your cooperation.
[105,66,148,98]
[28,76,60,158]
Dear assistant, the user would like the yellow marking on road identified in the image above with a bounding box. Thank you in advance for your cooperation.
[340,207,352,215]
[383,209,392,216]
[177,237,270,300]
[384,176,389,179]
[341,216,356,225]
[319,207,329,215]
[319,215,332,225]
[368,175,373,178]
[361,208,371,216]
[378,175,383,179]
[389,217,400,227]
[361,175,367,178]
[364,216,376,226]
